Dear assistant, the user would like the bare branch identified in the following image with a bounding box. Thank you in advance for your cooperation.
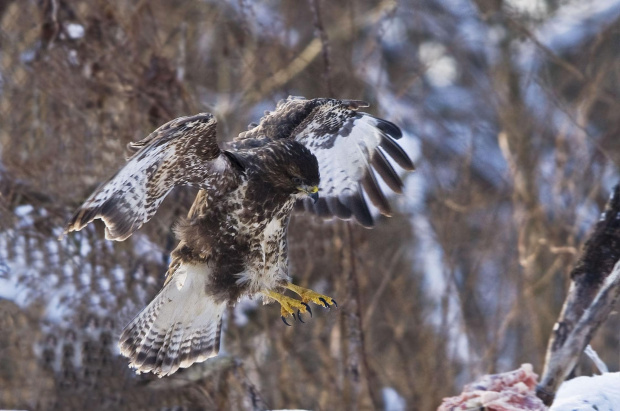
[537,184,620,405]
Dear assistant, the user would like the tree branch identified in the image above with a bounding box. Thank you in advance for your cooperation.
[537,184,620,405]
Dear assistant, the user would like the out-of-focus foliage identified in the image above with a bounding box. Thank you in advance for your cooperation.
[0,0,619,409]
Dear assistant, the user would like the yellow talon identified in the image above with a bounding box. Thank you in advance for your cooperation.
[285,283,338,309]
[262,290,311,325]
[263,284,337,326]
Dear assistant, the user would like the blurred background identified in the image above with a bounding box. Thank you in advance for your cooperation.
[1,0,619,409]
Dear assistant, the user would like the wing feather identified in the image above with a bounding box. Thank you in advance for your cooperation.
[233,96,414,226]
[371,148,404,194]
[379,132,415,171]
[361,169,391,216]
[341,188,374,228]
[64,114,239,241]
[327,196,353,219]
[371,115,403,139]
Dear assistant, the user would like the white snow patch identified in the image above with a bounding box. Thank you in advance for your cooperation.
[111,266,126,284]
[65,23,85,39]
[504,0,548,18]
[44,283,77,324]
[419,42,458,88]
[0,273,30,307]
[551,372,620,410]
[68,49,79,66]
[233,296,259,327]
[382,387,407,411]
[15,205,34,228]
[98,276,111,292]
[15,204,34,217]
[379,17,408,49]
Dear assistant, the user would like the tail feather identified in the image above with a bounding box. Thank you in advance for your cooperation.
[119,263,226,377]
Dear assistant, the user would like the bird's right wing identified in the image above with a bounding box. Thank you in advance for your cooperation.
[235,97,415,227]
[64,114,240,241]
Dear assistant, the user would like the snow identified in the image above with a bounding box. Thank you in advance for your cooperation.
[14,204,34,217]
[65,23,85,39]
[504,0,548,18]
[535,0,620,54]
[0,269,29,307]
[0,204,160,330]
[379,17,408,50]
[68,49,79,66]
[551,373,620,410]
[19,49,36,64]
[132,232,166,264]
[382,387,407,411]
[15,205,34,228]
[419,42,459,88]
[233,296,259,327]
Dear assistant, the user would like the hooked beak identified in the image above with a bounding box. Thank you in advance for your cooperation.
[300,185,319,203]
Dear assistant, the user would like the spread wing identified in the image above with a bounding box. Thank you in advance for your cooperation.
[64,114,239,241]
[233,96,415,227]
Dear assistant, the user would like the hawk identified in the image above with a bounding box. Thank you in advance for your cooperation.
[64,96,415,377]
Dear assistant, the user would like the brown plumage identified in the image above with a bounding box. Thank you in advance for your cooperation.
[64,96,414,376]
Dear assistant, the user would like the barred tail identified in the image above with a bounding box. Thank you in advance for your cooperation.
[118,263,227,377]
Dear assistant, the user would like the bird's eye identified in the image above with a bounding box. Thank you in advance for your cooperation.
[292,177,303,185]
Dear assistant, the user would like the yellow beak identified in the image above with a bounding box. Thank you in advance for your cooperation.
[299,185,319,203]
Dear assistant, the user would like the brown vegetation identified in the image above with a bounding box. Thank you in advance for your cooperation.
[1,0,619,410]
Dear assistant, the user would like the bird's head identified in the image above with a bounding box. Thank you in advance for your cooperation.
[259,140,320,202]
[292,176,319,203]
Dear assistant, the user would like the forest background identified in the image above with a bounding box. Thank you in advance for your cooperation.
[1,0,619,409]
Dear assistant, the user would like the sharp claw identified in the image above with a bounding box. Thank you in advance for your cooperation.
[297,310,305,323]
[319,297,330,308]
[332,299,338,308]
[301,302,312,317]
[282,316,292,326]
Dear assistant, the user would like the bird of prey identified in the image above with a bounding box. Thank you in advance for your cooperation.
[64,96,415,377]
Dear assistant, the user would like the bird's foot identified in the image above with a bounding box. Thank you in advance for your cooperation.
[262,290,312,326]
[285,283,338,310]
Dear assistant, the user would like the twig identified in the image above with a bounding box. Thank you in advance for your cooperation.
[231,359,269,411]
[342,222,361,409]
[40,0,60,50]
[308,0,333,96]
[245,0,397,103]
[363,246,405,325]
[343,222,381,410]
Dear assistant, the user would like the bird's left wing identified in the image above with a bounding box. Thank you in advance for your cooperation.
[234,97,415,227]
[64,113,239,241]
